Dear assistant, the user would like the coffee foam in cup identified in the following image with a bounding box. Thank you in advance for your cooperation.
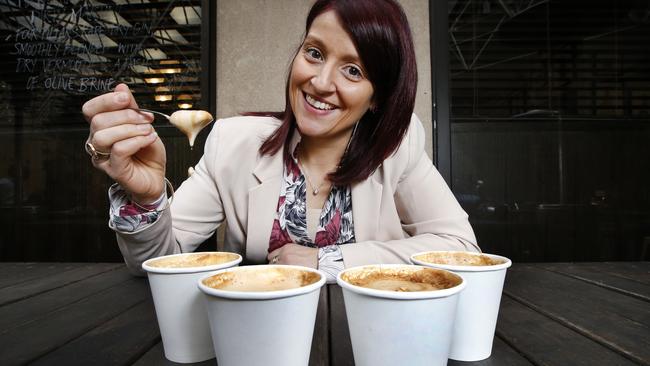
[413,251,505,266]
[202,266,321,292]
[148,252,240,268]
[340,266,462,292]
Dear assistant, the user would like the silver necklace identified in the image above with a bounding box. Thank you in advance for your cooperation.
[297,158,327,195]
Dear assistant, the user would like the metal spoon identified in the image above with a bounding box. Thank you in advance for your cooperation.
[130,108,171,121]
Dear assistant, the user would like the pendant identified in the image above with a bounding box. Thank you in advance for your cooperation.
[313,189,319,195]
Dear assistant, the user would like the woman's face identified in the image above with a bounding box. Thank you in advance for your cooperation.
[289,10,374,143]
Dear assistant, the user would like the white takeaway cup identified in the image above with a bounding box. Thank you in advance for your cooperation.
[197,265,327,366]
[411,251,512,361]
[142,251,242,363]
[336,264,466,366]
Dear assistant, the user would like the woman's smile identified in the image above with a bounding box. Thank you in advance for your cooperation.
[304,93,336,111]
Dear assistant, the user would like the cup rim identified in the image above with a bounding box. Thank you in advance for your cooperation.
[410,251,512,272]
[142,251,243,274]
[197,264,327,300]
[336,264,466,300]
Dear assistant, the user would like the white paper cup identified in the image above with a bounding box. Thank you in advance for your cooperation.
[411,251,512,361]
[336,264,466,366]
[142,252,242,363]
[197,265,326,366]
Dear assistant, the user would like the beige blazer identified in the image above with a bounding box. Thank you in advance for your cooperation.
[113,115,479,275]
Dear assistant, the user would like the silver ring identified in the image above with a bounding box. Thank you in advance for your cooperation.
[270,255,279,264]
[85,140,110,161]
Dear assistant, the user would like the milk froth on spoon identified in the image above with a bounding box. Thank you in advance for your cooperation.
[132,108,214,148]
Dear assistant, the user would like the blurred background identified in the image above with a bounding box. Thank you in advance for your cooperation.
[445,0,650,262]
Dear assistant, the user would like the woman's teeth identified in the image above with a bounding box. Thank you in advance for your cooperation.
[305,94,335,110]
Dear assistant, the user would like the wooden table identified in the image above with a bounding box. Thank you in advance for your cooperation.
[0,262,648,365]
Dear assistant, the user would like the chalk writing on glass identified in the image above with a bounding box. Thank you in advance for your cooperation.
[8,1,156,94]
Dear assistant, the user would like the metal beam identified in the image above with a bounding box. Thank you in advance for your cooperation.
[430,0,452,185]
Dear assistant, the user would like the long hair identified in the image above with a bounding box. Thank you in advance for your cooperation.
[255,0,418,186]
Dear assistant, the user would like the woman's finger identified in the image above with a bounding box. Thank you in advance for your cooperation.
[267,248,282,262]
[110,131,159,161]
[102,132,160,180]
[81,83,139,123]
[91,123,154,153]
[89,108,153,135]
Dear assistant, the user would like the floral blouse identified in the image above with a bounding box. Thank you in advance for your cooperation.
[268,146,355,253]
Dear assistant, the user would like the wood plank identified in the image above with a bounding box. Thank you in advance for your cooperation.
[0,267,134,332]
[29,299,160,365]
[591,262,650,285]
[329,285,354,366]
[538,262,650,302]
[132,342,215,366]
[540,262,650,285]
[0,263,122,306]
[448,337,534,366]
[0,278,150,365]
[309,286,329,366]
[0,263,36,283]
[504,264,650,364]
[0,262,36,273]
[0,262,86,288]
[497,297,638,365]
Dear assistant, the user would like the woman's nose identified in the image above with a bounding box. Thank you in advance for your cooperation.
[311,65,336,93]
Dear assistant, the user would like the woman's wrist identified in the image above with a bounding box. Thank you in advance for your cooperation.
[131,191,164,207]
[129,178,175,212]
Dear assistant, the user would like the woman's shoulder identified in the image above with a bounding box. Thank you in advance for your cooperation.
[377,114,427,179]
[208,115,281,145]
[393,114,426,161]
[216,115,282,133]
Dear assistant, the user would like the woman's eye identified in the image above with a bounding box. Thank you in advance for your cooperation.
[305,48,322,60]
[344,65,363,80]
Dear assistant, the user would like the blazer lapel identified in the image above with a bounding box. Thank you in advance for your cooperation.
[246,152,283,262]
[351,176,383,242]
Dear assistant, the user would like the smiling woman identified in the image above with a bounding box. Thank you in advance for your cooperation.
[81,0,479,286]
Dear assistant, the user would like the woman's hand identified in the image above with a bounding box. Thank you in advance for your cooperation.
[82,83,166,204]
[267,244,318,269]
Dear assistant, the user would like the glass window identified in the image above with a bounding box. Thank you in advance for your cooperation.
[0,0,213,261]
[448,0,650,261]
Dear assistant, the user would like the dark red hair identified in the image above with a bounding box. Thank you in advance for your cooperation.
[255,0,418,185]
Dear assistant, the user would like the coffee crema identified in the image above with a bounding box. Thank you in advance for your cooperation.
[148,252,239,268]
[203,267,321,292]
[341,267,461,292]
[414,252,504,266]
